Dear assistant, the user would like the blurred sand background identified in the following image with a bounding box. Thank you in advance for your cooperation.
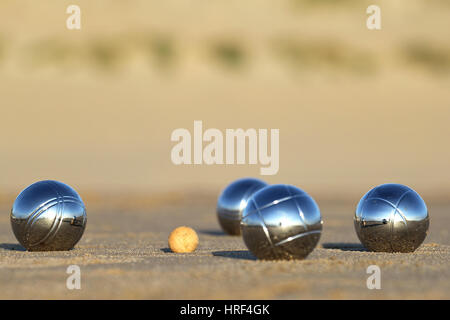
[0,0,449,299]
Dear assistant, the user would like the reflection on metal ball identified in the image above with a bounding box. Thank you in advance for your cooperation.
[217,178,268,235]
[354,183,429,252]
[11,180,87,251]
[240,184,322,260]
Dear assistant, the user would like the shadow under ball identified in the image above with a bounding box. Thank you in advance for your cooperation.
[354,183,429,253]
[216,178,268,235]
[11,180,87,251]
[241,184,322,260]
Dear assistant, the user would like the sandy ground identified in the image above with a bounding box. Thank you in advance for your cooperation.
[0,191,448,299]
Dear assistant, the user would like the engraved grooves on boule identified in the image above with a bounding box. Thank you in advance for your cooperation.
[36,199,62,246]
[368,190,410,252]
[223,183,266,220]
[243,193,311,218]
[275,230,322,246]
[251,190,319,251]
[25,196,84,231]
[252,198,274,248]
[43,181,65,246]
[285,185,308,232]
[366,195,409,227]
[25,197,61,230]
[24,196,84,247]
[358,187,376,223]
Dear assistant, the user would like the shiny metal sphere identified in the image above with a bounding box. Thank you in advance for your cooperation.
[240,184,322,260]
[217,178,268,235]
[11,180,87,251]
[354,183,429,252]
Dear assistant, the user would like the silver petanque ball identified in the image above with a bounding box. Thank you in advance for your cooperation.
[11,180,87,251]
[354,183,429,253]
[240,184,322,260]
[217,178,268,235]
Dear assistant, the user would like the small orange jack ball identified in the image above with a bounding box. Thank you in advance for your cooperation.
[168,226,199,253]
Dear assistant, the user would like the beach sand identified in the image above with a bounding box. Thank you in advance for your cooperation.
[0,191,448,299]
